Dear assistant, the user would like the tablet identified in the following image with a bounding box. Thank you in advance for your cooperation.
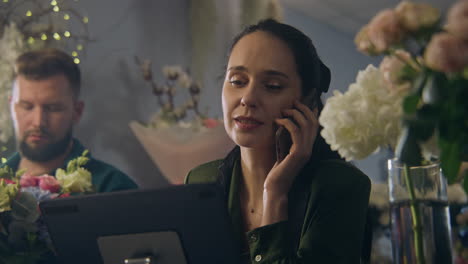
[39,184,240,264]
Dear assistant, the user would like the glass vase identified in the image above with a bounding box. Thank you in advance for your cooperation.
[387,158,453,264]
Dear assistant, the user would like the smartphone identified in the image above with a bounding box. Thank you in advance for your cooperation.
[275,94,317,162]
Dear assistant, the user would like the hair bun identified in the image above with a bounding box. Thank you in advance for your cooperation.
[319,60,330,93]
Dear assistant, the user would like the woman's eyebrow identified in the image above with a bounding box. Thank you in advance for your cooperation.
[227,65,248,72]
[227,66,288,79]
[263,69,289,79]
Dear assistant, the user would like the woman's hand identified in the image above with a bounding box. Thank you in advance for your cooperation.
[261,100,319,225]
[264,100,319,194]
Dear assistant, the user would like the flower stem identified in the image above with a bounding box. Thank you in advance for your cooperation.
[404,164,425,264]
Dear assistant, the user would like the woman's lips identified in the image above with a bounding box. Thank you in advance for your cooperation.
[234,116,263,130]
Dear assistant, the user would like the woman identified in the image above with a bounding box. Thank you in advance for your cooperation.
[185,19,370,264]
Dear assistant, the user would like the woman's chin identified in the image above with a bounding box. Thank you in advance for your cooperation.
[232,136,273,150]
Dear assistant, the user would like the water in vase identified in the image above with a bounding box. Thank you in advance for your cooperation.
[390,200,453,264]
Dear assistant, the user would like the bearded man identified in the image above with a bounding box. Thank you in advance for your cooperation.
[2,48,137,192]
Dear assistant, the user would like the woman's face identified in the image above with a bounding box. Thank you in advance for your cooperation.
[222,31,302,149]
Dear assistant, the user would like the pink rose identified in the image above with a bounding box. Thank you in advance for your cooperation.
[367,9,405,54]
[424,33,468,73]
[395,1,440,32]
[355,26,378,55]
[2,178,16,185]
[19,173,39,187]
[38,175,61,193]
[446,0,468,40]
[59,193,71,198]
[203,118,219,129]
[379,50,413,93]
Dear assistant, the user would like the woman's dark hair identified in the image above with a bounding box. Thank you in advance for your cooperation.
[228,18,330,111]
[228,19,342,161]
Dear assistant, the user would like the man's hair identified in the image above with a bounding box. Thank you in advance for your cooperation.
[15,48,81,98]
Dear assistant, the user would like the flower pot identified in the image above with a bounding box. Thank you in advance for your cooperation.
[387,159,453,264]
[129,121,235,184]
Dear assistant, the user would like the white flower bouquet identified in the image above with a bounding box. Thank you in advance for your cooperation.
[131,59,234,184]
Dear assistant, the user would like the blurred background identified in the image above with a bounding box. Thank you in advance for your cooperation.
[0,0,455,188]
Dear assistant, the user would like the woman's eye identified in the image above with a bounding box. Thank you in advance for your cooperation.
[228,78,246,87]
[265,83,282,90]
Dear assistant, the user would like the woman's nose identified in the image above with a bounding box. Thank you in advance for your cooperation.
[240,85,259,108]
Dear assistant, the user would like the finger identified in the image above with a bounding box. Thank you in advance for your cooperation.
[294,100,316,121]
[275,118,301,144]
[281,109,307,130]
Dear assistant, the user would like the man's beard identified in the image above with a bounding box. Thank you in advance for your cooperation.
[19,129,73,162]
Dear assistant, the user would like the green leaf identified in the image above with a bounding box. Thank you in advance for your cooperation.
[395,126,423,166]
[407,118,435,142]
[403,94,421,114]
[399,64,419,82]
[440,139,461,184]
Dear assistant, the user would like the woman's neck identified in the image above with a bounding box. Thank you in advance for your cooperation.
[239,145,276,202]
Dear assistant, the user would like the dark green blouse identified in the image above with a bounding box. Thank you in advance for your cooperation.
[185,148,370,264]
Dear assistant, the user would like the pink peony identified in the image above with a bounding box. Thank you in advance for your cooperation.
[446,0,468,40]
[424,33,468,73]
[395,1,440,32]
[38,175,61,193]
[19,173,39,187]
[367,9,405,54]
[203,118,219,129]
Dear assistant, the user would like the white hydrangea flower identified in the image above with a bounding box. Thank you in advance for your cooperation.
[319,65,406,161]
[0,24,26,143]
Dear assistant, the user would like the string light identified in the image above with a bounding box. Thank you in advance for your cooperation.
[77,44,83,51]
[27,37,35,44]
[64,14,70,20]
[73,58,80,64]
[83,17,89,23]
[50,0,57,6]
[64,31,71,37]
[71,51,78,57]
[53,6,59,12]
[41,34,47,40]
[26,10,32,17]
[53,33,61,40]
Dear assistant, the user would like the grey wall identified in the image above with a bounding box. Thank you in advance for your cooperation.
[74,0,192,188]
